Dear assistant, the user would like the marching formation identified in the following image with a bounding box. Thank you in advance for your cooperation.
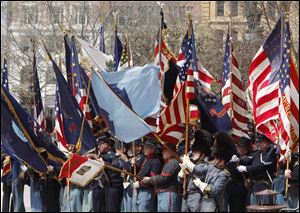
[1,6,299,213]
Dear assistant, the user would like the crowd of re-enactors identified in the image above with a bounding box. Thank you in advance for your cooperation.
[1,120,299,212]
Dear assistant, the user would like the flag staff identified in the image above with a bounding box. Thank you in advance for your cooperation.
[283,9,291,199]
[156,2,166,99]
[229,17,234,122]
[183,11,191,197]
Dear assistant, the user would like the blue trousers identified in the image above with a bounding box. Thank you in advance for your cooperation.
[135,188,156,212]
[30,176,43,212]
[157,191,181,212]
[69,184,83,212]
[82,186,93,212]
[12,178,25,212]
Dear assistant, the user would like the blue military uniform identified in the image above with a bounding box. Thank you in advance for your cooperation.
[122,150,145,212]
[280,153,299,208]
[102,149,125,212]
[149,157,181,212]
[239,140,276,205]
[193,162,231,212]
[178,156,209,212]
[134,139,162,212]
[178,129,213,212]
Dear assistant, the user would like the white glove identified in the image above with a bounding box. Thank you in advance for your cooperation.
[142,177,151,184]
[193,178,208,192]
[132,181,140,189]
[47,165,54,172]
[123,182,130,189]
[178,168,185,178]
[181,155,195,173]
[237,165,247,173]
[230,155,240,163]
[21,165,28,172]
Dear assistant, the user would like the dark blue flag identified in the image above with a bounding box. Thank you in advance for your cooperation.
[45,46,96,154]
[33,44,46,132]
[114,30,123,71]
[99,25,105,53]
[194,81,232,134]
[64,34,73,88]
[2,58,9,92]
[1,92,48,173]
[1,86,67,164]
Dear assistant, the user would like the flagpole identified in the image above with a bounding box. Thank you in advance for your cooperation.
[183,11,191,197]
[126,29,131,68]
[229,17,235,132]
[283,9,291,199]
[76,61,93,153]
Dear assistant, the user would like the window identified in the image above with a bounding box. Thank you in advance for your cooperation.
[231,2,238,17]
[216,1,224,16]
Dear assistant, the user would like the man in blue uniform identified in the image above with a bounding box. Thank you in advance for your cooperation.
[178,129,213,212]
[142,143,181,212]
[97,136,125,212]
[132,137,163,212]
[181,132,235,212]
[237,133,277,205]
[121,139,144,212]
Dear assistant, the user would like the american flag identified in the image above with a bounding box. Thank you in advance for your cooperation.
[197,61,215,92]
[70,36,93,128]
[54,85,67,149]
[154,8,174,77]
[289,57,299,151]
[33,48,46,133]
[174,20,197,122]
[176,32,195,100]
[272,22,299,160]
[117,35,133,71]
[222,31,249,138]
[159,81,187,131]
[2,58,9,92]
[247,15,285,143]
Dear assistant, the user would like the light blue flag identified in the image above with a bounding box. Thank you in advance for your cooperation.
[92,65,159,142]
[100,64,161,118]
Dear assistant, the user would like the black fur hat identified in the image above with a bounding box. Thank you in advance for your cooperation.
[211,132,235,162]
[191,129,213,156]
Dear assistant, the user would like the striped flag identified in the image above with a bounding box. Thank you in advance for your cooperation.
[70,36,93,128]
[289,56,299,151]
[222,31,249,138]
[197,61,215,92]
[159,82,187,131]
[273,21,299,160]
[174,28,195,100]
[154,8,175,78]
[33,46,46,133]
[54,85,67,151]
[246,15,286,143]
